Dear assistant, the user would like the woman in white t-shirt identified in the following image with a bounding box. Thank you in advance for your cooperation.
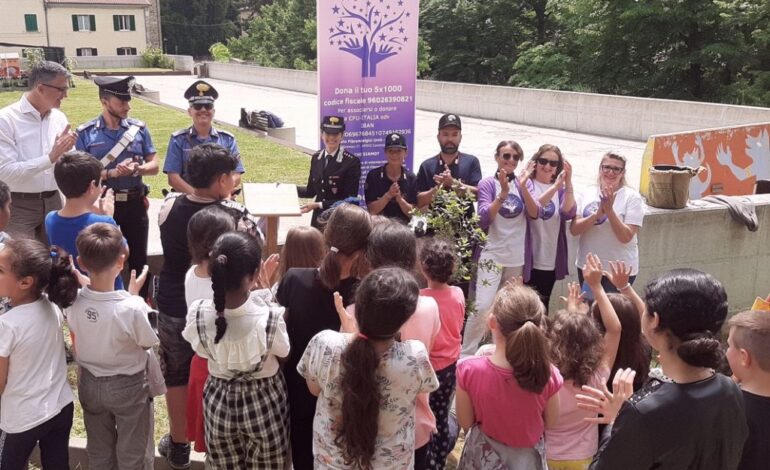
[0,240,79,468]
[570,152,645,291]
[524,144,576,309]
[461,140,539,357]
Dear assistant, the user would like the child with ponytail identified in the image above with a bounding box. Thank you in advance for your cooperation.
[455,283,562,469]
[182,231,290,468]
[298,267,439,469]
[0,240,79,469]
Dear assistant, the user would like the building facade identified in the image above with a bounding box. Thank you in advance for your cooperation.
[0,0,162,58]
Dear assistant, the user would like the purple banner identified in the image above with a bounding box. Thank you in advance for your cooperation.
[317,0,419,193]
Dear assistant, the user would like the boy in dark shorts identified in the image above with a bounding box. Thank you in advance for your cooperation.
[156,143,239,469]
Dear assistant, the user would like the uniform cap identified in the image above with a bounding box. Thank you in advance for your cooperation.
[438,113,462,130]
[321,115,345,134]
[384,132,407,149]
[184,80,219,105]
[94,75,135,101]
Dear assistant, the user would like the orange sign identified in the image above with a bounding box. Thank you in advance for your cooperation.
[640,123,770,199]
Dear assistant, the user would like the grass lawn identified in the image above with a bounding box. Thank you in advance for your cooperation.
[0,78,310,198]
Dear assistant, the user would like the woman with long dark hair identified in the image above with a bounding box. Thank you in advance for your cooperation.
[578,269,748,469]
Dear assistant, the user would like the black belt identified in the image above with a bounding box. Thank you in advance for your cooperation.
[114,187,146,202]
[11,190,58,200]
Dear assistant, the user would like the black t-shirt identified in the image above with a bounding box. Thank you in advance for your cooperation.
[157,195,216,318]
[276,268,357,415]
[591,373,748,470]
[364,164,417,223]
[738,390,770,470]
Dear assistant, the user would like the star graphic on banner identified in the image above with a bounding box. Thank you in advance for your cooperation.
[329,41,334,45]
[337,40,342,45]
[386,4,390,9]
[338,19,344,27]
[374,9,380,16]
[358,23,363,29]
[332,5,340,14]
[366,0,370,5]
[389,26,394,31]
[328,27,334,33]
[399,47,403,51]
[384,14,388,18]
[406,12,411,17]
[399,27,405,33]
[379,33,386,41]
[403,36,408,42]
[398,0,403,5]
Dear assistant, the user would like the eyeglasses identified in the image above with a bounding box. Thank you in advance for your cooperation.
[501,153,522,161]
[601,164,624,174]
[192,103,214,111]
[41,83,69,94]
[537,157,559,168]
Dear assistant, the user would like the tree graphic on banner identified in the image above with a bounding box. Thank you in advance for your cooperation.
[328,0,411,78]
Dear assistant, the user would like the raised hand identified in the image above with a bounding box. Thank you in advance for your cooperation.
[96,188,115,217]
[576,368,636,424]
[497,168,510,197]
[606,260,632,290]
[583,253,604,288]
[334,291,358,333]
[49,124,76,162]
[519,160,536,184]
[560,281,587,314]
[257,253,280,289]
[128,265,150,296]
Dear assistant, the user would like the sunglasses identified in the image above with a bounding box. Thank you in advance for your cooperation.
[601,164,624,174]
[41,83,69,94]
[192,103,214,111]
[501,152,522,161]
[536,157,559,168]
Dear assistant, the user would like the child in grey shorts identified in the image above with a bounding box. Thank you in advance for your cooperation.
[65,223,158,469]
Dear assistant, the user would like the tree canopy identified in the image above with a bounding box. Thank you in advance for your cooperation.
[187,0,770,106]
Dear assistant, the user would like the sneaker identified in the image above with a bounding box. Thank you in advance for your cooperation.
[158,434,191,469]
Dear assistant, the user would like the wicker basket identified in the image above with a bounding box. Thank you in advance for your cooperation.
[647,165,701,209]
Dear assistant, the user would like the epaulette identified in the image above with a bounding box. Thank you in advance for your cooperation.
[163,190,184,201]
[76,118,98,133]
[217,129,235,138]
[342,150,357,159]
[171,127,190,137]
[126,117,146,128]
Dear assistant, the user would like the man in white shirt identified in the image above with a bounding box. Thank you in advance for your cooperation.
[0,61,77,242]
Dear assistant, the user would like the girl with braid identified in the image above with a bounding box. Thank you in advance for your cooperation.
[182,231,290,468]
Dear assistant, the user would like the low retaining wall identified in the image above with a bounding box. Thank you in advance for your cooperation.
[204,62,770,141]
[550,194,770,313]
[73,54,194,73]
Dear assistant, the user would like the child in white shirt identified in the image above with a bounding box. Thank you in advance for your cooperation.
[67,222,157,470]
[0,239,80,469]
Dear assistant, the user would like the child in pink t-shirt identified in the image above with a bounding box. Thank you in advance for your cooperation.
[455,283,562,469]
[418,238,466,470]
[545,253,622,470]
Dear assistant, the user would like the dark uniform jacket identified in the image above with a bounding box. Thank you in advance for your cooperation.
[297,147,361,228]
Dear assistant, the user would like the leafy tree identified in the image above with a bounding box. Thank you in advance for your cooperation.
[228,0,317,69]
[160,0,239,57]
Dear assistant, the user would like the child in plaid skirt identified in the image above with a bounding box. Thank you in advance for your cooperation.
[183,231,290,469]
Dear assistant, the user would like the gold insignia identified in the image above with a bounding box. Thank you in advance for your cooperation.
[196,83,210,97]
[329,117,340,124]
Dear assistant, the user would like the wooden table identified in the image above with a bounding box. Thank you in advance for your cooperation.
[243,183,302,255]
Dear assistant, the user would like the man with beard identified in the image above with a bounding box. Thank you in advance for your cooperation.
[0,61,77,242]
[76,76,158,296]
[416,113,482,209]
[164,80,244,194]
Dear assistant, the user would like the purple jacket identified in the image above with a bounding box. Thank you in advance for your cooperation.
[477,176,575,282]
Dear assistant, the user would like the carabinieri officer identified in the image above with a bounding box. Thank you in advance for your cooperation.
[364,132,417,224]
[76,75,158,295]
[298,115,361,229]
[164,80,245,194]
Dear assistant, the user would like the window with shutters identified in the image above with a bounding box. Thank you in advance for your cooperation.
[116,47,137,56]
[72,15,95,32]
[114,15,136,32]
[76,48,97,56]
[24,14,38,32]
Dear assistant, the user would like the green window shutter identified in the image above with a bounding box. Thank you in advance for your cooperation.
[89,15,96,31]
[93,48,98,56]
[113,15,119,31]
[25,14,38,32]
[72,15,79,31]
[129,15,135,31]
